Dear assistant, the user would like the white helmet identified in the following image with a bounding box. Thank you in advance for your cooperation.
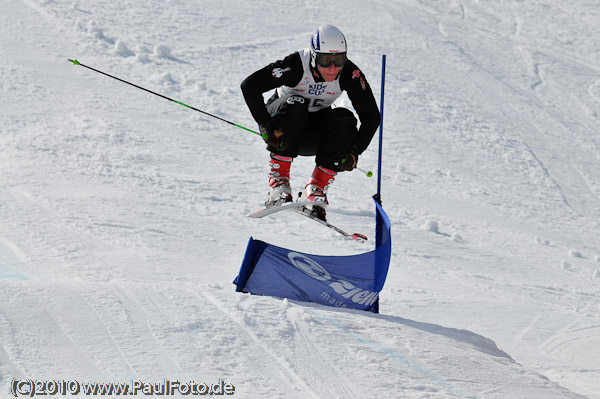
[310,25,348,69]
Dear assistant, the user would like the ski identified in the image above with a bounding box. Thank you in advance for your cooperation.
[249,201,368,242]
[248,200,316,218]
[292,207,368,243]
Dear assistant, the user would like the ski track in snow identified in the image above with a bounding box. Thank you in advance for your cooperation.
[1,0,600,397]
[202,292,324,399]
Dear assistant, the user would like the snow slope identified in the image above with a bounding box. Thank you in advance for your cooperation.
[1,0,599,397]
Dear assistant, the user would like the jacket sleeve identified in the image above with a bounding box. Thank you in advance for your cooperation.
[340,62,381,155]
[240,52,304,126]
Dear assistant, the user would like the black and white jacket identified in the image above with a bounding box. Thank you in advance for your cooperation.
[241,48,380,154]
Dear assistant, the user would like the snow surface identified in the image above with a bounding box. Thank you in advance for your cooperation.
[1,0,599,397]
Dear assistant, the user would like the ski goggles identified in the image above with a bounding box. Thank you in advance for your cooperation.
[315,52,347,68]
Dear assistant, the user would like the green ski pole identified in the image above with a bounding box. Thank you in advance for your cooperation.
[337,157,373,178]
[357,167,373,178]
[68,59,260,136]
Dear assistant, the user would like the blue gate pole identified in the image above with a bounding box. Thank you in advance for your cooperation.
[376,54,386,204]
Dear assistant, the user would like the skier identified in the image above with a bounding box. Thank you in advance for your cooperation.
[241,24,380,221]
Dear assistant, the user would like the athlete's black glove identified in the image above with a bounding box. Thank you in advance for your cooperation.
[336,149,358,172]
[260,121,288,151]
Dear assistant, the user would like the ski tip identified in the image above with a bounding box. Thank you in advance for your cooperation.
[68,59,80,66]
[352,233,368,242]
[248,210,264,218]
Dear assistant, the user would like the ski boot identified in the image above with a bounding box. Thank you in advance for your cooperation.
[265,154,293,208]
[298,165,337,221]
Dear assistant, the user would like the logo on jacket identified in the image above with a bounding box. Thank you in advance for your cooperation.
[287,252,379,308]
[286,96,305,104]
[272,67,291,78]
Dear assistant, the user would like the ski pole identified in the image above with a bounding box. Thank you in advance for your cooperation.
[69,59,373,176]
[337,158,373,178]
[357,166,373,178]
[67,59,260,136]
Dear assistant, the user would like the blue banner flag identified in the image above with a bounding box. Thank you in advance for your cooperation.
[233,197,391,313]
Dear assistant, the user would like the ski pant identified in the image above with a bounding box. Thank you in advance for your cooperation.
[265,94,358,171]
